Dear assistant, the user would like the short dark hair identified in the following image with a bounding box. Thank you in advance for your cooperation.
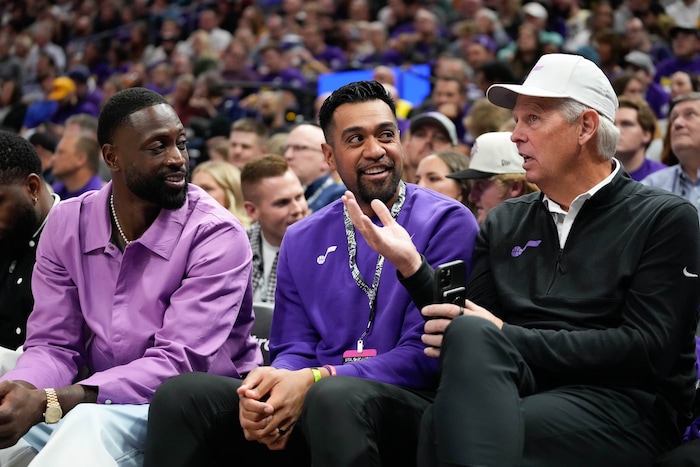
[617,96,657,141]
[241,154,290,202]
[97,87,168,146]
[318,80,396,142]
[0,131,42,184]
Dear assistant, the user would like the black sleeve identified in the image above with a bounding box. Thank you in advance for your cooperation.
[397,255,435,310]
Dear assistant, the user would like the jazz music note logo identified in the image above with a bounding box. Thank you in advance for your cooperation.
[511,240,542,257]
[317,246,338,264]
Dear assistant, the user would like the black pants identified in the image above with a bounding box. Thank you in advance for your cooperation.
[143,372,433,467]
[417,316,682,467]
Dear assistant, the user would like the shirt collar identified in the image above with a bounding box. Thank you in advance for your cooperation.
[543,158,620,213]
[83,182,188,260]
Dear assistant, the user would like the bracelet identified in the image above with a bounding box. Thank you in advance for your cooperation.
[322,364,337,376]
[310,367,323,383]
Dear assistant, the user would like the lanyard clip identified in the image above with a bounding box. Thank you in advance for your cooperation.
[357,339,364,353]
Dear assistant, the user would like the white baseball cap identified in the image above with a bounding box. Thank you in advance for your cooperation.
[410,111,458,146]
[447,132,524,179]
[486,53,618,122]
[522,2,548,20]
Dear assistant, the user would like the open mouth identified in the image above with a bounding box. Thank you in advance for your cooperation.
[163,172,187,189]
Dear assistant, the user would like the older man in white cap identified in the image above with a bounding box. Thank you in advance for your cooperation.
[342,53,700,466]
[408,51,700,466]
[446,131,538,223]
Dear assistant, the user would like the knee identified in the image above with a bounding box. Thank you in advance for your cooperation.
[151,373,202,413]
[304,376,367,418]
[443,315,500,354]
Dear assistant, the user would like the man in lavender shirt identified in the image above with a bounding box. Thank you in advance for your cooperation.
[0,88,261,466]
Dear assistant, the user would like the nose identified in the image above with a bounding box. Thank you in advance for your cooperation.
[292,198,308,217]
[365,136,385,159]
[510,123,525,144]
[166,144,187,167]
[417,178,427,188]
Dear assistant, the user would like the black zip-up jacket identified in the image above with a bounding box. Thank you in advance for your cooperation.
[403,169,700,425]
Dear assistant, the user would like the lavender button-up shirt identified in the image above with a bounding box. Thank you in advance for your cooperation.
[1,183,261,404]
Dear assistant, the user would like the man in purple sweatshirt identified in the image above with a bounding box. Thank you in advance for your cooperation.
[143,81,479,467]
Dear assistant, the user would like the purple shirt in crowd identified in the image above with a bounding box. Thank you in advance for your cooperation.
[271,184,479,390]
[628,158,667,182]
[1,183,260,404]
[52,174,104,200]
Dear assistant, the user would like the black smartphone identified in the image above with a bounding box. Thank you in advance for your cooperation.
[433,260,467,306]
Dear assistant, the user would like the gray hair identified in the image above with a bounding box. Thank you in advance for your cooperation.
[559,99,619,161]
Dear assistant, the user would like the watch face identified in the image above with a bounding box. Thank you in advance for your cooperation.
[45,406,62,424]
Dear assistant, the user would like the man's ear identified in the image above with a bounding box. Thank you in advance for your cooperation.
[579,109,599,145]
[321,143,336,171]
[244,200,259,220]
[25,173,43,199]
[102,144,119,172]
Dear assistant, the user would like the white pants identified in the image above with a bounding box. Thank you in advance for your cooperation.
[0,346,22,376]
[0,404,148,467]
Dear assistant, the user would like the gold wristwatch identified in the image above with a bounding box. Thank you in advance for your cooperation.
[43,388,63,424]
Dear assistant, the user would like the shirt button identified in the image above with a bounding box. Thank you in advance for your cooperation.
[109,245,114,251]
[29,240,36,248]
[16,278,22,285]
[15,327,21,335]
[105,399,112,405]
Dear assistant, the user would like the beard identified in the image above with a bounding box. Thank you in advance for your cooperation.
[0,202,40,253]
[356,164,402,206]
[125,167,189,210]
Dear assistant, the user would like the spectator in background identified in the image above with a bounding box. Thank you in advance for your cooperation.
[642,92,700,218]
[506,23,545,83]
[27,131,58,186]
[0,131,60,373]
[283,123,345,213]
[219,41,259,98]
[25,20,66,81]
[0,77,27,133]
[462,34,497,72]
[20,77,76,135]
[473,59,517,95]
[227,118,268,169]
[190,71,252,126]
[51,133,103,199]
[464,97,514,144]
[191,160,251,228]
[624,17,672,65]
[447,131,538,224]
[614,96,667,181]
[168,74,205,128]
[415,149,471,205]
[623,51,670,120]
[403,111,459,183]
[145,62,176,97]
[241,154,308,303]
[67,65,101,118]
[299,22,346,83]
[257,42,308,91]
[655,23,700,93]
[428,76,470,144]
[670,70,700,99]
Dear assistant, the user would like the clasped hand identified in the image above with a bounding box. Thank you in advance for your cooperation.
[238,367,313,450]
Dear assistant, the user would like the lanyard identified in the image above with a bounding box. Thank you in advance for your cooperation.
[343,181,406,353]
